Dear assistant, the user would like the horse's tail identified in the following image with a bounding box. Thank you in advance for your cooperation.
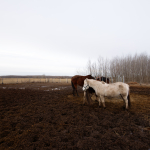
[71,81,75,89]
[127,90,131,108]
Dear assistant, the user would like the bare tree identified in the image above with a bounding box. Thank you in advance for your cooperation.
[77,53,150,84]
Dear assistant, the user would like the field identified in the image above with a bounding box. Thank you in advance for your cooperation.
[0,78,71,84]
[0,82,150,150]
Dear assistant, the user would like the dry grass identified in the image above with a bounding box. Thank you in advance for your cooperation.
[128,81,139,84]
[0,78,71,84]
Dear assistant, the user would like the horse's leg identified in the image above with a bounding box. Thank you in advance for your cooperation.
[83,91,86,105]
[124,96,129,109]
[96,94,99,102]
[98,96,101,107]
[98,96,104,108]
[86,90,91,105]
[71,81,75,96]
[75,85,79,96]
[120,94,128,110]
[100,95,106,109]
[74,84,78,96]
[73,88,75,96]
[76,89,79,96]
[120,94,125,109]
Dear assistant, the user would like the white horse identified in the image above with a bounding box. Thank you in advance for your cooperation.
[82,79,130,109]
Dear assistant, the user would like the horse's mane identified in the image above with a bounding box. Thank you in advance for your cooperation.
[87,75,95,79]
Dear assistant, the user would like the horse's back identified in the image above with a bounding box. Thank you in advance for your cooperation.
[71,75,80,80]
[116,82,129,89]
[100,82,128,97]
[71,75,80,83]
[87,75,95,79]
[78,75,93,86]
[111,82,129,93]
[72,75,95,87]
[71,75,87,86]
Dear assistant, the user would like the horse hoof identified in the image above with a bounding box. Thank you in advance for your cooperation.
[122,106,125,110]
[103,107,106,109]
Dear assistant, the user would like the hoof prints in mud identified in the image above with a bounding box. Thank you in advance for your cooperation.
[0,83,150,150]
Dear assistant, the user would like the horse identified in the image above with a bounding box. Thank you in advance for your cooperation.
[71,75,95,96]
[97,76,109,84]
[83,79,130,110]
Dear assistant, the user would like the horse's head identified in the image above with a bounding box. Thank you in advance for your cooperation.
[82,78,89,91]
[87,75,95,79]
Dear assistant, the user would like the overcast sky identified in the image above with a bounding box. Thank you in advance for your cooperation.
[0,0,150,76]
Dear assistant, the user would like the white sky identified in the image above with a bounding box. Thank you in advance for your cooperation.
[0,0,150,76]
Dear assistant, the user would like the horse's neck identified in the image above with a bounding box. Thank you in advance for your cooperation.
[88,80,98,90]
[89,80,107,90]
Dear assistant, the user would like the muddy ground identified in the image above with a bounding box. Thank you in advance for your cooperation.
[0,82,150,150]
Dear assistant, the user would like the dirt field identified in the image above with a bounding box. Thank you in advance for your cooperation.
[0,82,150,150]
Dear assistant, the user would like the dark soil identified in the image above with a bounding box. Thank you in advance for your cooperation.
[0,83,150,150]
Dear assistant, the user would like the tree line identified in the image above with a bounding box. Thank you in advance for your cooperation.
[77,53,150,83]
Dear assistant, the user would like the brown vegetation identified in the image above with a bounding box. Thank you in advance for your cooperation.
[128,82,139,85]
[0,78,71,84]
